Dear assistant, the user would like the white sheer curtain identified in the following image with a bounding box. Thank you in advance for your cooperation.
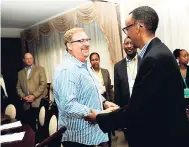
[77,20,114,83]
[28,20,114,83]
[120,0,189,52]
[28,32,67,82]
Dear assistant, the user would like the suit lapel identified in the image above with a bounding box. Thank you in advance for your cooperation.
[21,69,28,91]
[28,65,36,80]
[120,59,129,86]
[101,68,107,86]
[22,69,27,80]
[137,55,142,71]
[142,37,162,58]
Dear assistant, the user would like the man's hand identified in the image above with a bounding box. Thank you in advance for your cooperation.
[22,96,28,101]
[26,95,35,102]
[101,106,119,113]
[104,101,119,109]
[84,107,119,124]
[84,109,98,124]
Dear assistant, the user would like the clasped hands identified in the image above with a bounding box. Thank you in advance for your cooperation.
[84,101,119,124]
[22,95,35,102]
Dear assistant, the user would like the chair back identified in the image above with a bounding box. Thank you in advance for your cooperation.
[5,104,16,119]
[36,98,58,143]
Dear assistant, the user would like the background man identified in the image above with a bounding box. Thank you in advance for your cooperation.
[114,36,140,139]
[16,53,47,130]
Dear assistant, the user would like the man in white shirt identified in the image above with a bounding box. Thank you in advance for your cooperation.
[114,36,140,139]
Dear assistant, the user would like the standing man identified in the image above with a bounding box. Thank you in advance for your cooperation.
[16,53,47,130]
[85,6,189,147]
[114,37,140,107]
[53,28,118,147]
[114,36,140,139]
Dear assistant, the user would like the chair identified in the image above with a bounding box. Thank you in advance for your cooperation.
[35,126,66,147]
[49,114,58,136]
[35,83,52,131]
[36,98,58,143]
[5,104,16,119]
[186,109,189,120]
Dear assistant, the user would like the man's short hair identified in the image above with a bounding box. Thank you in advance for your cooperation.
[130,6,159,34]
[64,28,83,49]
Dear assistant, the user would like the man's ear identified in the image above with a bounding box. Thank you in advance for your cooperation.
[135,23,141,34]
[67,42,72,50]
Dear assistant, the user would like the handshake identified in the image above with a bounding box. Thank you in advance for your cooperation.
[84,101,119,124]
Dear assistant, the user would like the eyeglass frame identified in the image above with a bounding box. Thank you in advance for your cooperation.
[70,38,91,44]
[122,23,136,34]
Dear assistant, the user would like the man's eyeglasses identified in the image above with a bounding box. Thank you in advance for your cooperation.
[122,23,135,34]
[70,38,91,44]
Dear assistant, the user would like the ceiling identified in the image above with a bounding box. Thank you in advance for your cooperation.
[1,0,92,29]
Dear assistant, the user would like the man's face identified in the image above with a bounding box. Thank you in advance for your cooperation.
[123,38,137,56]
[23,53,34,66]
[90,54,100,69]
[69,31,90,61]
[125,14,139,48]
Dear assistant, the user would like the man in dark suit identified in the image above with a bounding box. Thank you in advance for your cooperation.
[85,6,189,147]
[114,37,140,107]
[114,36,140,139]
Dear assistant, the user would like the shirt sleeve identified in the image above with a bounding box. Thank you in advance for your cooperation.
[54,68,99,118]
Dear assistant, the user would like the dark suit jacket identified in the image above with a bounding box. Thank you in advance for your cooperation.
[183,66,189,89]
[101,68,114,102]
[114,56,141,107]
[97,38,189,147]
[183,66,189,108]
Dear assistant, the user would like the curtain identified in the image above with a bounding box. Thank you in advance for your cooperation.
[28,32,66,82]
[22,1,122,83]
[120,0,189,52]
[77,20,114,82]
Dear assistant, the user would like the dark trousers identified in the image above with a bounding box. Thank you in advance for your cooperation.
[123,129,128,140]
[21,107,39,131]
[62,141,95,147]
[62,141,108,147]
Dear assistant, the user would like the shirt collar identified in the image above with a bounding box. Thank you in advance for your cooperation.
[66,53,87,68]
[139,37,156,59]
[126,54,137,62]
[25,65,33,71]
[91,67,101,73]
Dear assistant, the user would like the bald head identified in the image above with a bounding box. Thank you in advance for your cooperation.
[23,53,34,66]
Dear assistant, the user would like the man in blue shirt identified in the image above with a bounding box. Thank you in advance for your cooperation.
[53,28,118,147]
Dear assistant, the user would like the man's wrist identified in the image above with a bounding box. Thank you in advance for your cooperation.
[103,100,107,104]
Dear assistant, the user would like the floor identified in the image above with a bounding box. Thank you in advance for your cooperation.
[111,130,129,147]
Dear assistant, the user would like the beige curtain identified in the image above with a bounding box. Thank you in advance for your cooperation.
[21,1,123,82]
[94,2,122,64]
